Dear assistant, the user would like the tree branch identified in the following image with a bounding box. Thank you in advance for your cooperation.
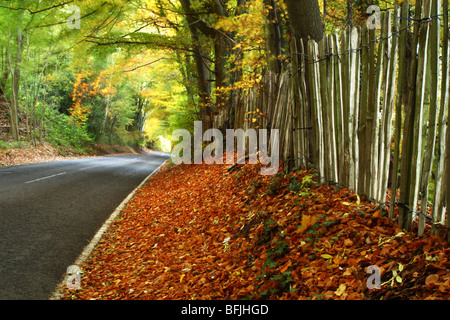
[123,58,167,72]
[0,0,74,14]
[32,5,103,29]
[179,0,216,38]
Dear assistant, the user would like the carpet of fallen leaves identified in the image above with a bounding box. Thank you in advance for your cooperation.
[59,161,449,300]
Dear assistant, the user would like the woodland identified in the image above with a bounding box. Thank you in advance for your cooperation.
[1,0,449,301]
[0,0,385,153]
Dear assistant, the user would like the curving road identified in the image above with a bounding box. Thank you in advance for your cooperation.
[0,152,169,300]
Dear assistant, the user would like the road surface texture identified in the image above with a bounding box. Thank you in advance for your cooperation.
[0,152,169,299]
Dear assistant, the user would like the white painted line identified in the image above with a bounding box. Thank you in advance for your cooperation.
[78,165,99,171]
[78,160,132,171]
[77,161,120,171]
[25,172,67,184]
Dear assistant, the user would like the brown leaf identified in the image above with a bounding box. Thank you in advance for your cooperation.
[425,274,439,286]
[344,239,353,247]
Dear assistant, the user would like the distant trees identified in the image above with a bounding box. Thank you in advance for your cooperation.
[0,0,153,150]
[0,0,368,150]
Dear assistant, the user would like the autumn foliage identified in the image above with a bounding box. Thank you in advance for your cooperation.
[60,160,449,300]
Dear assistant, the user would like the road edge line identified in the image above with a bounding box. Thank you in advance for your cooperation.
[49,159,169,300]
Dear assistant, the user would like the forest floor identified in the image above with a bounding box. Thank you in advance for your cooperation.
[58,159,449,300]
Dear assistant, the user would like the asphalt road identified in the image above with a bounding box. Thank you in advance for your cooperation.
[0,152,169,300]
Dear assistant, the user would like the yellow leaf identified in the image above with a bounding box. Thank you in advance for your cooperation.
[321,254,333,260]
[335,284,346,296]
[180,274,185,283]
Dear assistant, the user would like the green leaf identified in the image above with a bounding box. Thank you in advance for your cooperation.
[321,254,333,260]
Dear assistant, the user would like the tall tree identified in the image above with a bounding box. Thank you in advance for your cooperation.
[264,0,284,74]
[282,0,324,167]
[284,0,324,43]
[179,0,215,131]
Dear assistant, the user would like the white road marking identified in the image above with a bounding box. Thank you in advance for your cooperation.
[25,172,67,184]
[78,160,132,171]
[24,157,143,182]
[78,165,100,171]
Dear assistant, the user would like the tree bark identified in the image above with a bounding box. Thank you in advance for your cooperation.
[212,0,232,113]
[284,0,324,43]
[7,23,25,141]
[264,0,283,74]
[179,0,214,131]
[0,46,9,98]
[285,0,324,168]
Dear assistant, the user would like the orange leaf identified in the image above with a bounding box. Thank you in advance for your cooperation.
[344,239,353,247]
[425,274,439,286]
[295,215,316,234]
[279,260,292,273]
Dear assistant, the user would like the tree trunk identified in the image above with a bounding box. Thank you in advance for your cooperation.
[179,0,214,131]
[285,0,324,43]
[7,24,25,142]
[264,0,283,74]
[224,0,248,131]
[0,46,9,98]
[212,0,232,113]
[285,0,324,168]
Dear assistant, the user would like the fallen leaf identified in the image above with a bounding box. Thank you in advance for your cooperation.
[335,284,346,296]
[295,214,316,234]
[321,254,333,260]
[425,274,439,286]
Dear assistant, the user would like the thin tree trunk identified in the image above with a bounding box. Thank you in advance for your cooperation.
[6,20,25,142]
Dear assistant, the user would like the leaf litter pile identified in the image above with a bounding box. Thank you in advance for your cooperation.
[60,161,449,300]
